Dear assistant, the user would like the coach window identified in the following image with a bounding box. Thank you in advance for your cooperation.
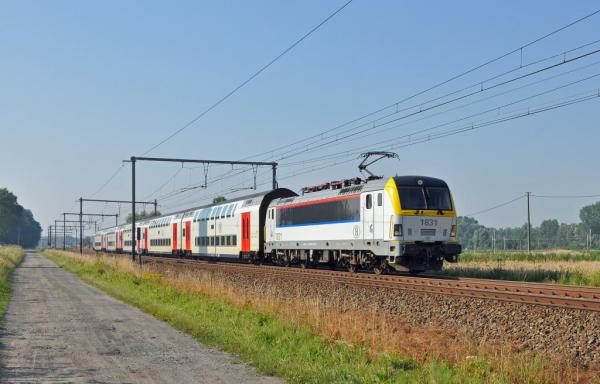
[232,235,237,245]
[377,193,382,206]
[366,194,372,209]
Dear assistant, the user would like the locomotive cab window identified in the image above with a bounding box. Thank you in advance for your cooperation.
[366,194,372,209]
[425,187,452,211]
[377,193,382,206]
[397,185,452,211]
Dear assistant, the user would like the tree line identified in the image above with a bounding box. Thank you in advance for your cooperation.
[0,188,42,248]
[458,201,600,250]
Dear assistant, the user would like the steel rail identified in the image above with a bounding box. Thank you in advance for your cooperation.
[139,256,600,312]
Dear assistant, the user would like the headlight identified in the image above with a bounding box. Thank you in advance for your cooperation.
[450,225,457,238]
[393,224,403,236]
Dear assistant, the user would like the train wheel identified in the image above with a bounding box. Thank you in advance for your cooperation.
[373,261,388,275]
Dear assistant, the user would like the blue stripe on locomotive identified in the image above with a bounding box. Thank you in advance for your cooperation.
[276,218,360,228]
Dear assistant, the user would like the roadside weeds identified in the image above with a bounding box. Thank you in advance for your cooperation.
[0,246,24,323]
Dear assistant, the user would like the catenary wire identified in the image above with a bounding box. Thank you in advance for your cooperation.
[162,91,600,211]
[78,8,600,219]
[146,42,600,203]
[464,195,526,217]
[234,10,600,162]
[139,0,354,156]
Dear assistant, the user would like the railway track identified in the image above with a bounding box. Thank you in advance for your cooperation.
[139,255,600,312]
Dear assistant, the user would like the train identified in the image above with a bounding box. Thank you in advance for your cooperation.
[94,175,461,273]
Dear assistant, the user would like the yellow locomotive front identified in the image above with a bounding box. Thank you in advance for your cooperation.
[385,176,461,272]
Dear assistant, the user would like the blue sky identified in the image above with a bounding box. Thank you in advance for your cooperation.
[1,0,599,234]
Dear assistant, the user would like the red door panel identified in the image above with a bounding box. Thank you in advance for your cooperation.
[172,223,178,252]
[185,221,191,251]
[241,212,250,252]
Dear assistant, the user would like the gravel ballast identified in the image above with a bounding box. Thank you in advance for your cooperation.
[159,264,600,366]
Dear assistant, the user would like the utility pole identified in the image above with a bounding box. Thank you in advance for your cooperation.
[79,198,83,254]
[526,192,531,254]
[48,225,52,247]
[131,156,137,262]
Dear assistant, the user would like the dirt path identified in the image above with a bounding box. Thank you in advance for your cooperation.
[0,252,283,383]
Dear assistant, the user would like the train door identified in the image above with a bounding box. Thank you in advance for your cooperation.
[144,228,148,252]
[241,212,250,252]
[266,208,275,243]
[374,192,384,240]
[362,193,375,242]
[185,221,191,254]
[172,223,178,253]
[136,227,141,253]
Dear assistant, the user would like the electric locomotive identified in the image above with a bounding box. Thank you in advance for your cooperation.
[265,175,461,273]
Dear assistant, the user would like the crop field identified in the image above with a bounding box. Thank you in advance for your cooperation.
[437,250,600,286]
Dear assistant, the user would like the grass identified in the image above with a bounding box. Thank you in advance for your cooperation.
[41,250,597,384]
[0,245,24,323]
[438,250,600,287]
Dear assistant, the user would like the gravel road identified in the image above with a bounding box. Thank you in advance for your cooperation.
[0,252,283,383]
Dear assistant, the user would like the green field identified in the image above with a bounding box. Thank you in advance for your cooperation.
[436,250,600,286]
[458,249,600,263]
